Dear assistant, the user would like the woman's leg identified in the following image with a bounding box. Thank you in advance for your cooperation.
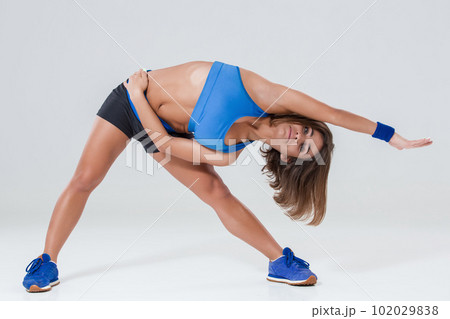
[150,153,283,260]
[43,117,129,262]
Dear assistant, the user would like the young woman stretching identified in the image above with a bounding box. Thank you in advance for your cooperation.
[22,61,432,292]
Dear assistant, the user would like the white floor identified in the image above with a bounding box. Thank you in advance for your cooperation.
[1,162,449,301]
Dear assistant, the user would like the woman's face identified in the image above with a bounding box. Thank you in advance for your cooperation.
[267,121,324,159]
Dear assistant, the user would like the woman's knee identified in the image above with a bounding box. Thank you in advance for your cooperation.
[195,174,231,205]
[68,169,104,193]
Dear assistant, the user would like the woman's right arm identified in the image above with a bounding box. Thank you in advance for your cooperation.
[124,70,243,166]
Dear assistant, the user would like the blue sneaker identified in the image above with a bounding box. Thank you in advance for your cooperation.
[23,253,59,293]
[267,247,317,286]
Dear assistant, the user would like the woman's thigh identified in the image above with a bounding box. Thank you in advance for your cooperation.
[69,116,130,191]
[149,152,231,205]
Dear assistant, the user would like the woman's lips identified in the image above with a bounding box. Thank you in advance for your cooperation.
[288,126,292,140]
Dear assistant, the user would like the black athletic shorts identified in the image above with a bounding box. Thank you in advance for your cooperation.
[96,83,193,153]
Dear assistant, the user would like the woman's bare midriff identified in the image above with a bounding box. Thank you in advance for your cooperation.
[144,61,213,134]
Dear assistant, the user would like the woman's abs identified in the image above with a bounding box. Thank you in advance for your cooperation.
[145,61,213,134]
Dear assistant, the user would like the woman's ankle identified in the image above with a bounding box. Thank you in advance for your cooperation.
[267,247,283,261]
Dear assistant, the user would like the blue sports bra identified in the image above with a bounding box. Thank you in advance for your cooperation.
[188,61,269,153]
[127,61,270,153]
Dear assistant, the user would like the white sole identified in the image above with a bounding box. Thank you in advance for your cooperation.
[26,279,60,293]
[266,275,317,286]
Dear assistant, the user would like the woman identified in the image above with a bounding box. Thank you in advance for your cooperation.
[22,61,431,292]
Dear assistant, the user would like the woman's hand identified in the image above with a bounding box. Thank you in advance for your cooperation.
[123,69,148,96]
[388,132,433,150]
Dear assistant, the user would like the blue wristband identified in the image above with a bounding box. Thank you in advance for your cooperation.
[372,122,395,142]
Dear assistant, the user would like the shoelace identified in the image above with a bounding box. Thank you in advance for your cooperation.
[25,257,43,274]
[285,250,310,269]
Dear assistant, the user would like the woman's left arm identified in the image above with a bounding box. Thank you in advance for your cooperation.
[277,87,375,133]
[242,69,432,149]
[279,87,432,149]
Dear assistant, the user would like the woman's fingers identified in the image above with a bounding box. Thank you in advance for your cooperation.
[130,69,148,79]
[413,138,432,145]
[390,135,433,150]
[131,70,143,77]
[137,70,148,82]
[130,70,148,81]
[137,69,146,78]
[408,138,433,148]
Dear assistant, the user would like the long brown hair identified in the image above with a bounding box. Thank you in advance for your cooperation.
[260,114,334,225]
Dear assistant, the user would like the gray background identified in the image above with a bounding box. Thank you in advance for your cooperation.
[0,0,449,300]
